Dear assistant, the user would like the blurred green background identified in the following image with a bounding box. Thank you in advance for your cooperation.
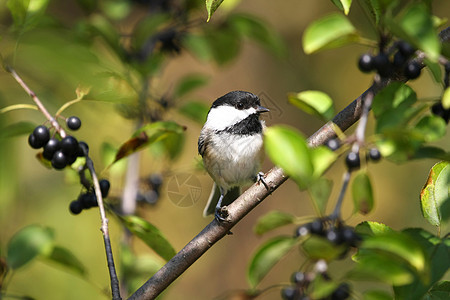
[0,0,449,299]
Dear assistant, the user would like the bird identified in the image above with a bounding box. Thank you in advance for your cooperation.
[198,91,269,222]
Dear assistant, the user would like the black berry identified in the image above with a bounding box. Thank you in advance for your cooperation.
[358,54,374,73]
[66,116,81,130]
[310,219,325,235]
[345,152,360,171]
[69,200,83,215]
[51,150,67,170]
[60,136,79,156]
[393,51,406,67]
[33,125,50,145]
[368,148,381,162]
[79,193,97,209]
[326,228,342,244]
[431,102,450,123]
[291,272,307,285]
[99,179,111,197]
[281,286,300,300]
[341,227,361,247]
[43,138,60,160]
[66,154,78,165]
[295,223,311,237]
[404,61,421,79]
[331,283,350,300]
[397,41,415,58]
[326,139,340,151]
[28,133,42,149]
[373,53,391,77]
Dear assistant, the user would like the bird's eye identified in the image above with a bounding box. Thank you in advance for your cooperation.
[236,102,244,109]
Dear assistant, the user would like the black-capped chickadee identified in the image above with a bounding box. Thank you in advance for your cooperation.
[198,91,269,221]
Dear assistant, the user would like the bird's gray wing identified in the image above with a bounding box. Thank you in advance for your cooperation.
[203,183,241,217]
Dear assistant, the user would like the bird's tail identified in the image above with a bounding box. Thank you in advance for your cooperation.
[203,183,241,217]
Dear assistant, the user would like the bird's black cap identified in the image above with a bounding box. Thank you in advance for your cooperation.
[211,91,262,110]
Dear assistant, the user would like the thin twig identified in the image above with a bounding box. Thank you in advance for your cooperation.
[330,171,351,220]
[7,67,67,138]
[83,146,122,300]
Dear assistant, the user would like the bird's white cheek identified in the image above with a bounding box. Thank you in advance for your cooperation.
[205,106,256,131]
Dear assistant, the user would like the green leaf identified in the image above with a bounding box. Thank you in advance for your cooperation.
[412,146,450,161]
[308,178,333,216]
[302,236,347,261]
[178,101,209,124]
[302,13,358,54]
[45,246,86,276]
[228,13,287,57]
[264,126,314,189]
[247,236,296,288]
[348,251,415,285]
[420,161,450,227]
[114,121,185,163]
[442,87,450,109]
[425,281,450,300]
[355,221,393,238]
[352,171,374,215]
[424,58,442,83]
[363,290,393,300]
[0,121,36,139]
[7,225,54,269]
[205,27,242,65]
[174,74,209,98]
[310,146,337,178]
[182,34,214,61]
[331,0,353,15]
[362,231,427,274]
[206,0,224,22]
[372,82,417,119]
[390,3,441,61]
[288,91,334,121]
[253,211,295,235]
[120,216,176,262]
[414,115,447,142]
[7,0,50,33]
[309,274,339,299]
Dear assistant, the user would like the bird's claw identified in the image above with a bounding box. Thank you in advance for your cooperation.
[257,172,269,190]
[214,206,229,223]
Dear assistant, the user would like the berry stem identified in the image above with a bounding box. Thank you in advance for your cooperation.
[330,171,351,220]
[81,145,122,300]
[7,67,67,138]
[352,87,374,153]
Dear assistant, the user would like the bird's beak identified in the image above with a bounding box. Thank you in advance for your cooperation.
[256,106,270,113]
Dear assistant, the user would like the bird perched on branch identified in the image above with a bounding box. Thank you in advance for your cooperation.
[198,91,269,222]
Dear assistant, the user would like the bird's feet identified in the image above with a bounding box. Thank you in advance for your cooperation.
[214,206,229,223]
[257,172,269,190]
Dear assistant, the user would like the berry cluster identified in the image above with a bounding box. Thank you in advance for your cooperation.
[28,116,85,170]
[358,41,420,79]
[70,179,111,215]
[281,271,351,300]
[295,219,361,248]
[325,139,381,171]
